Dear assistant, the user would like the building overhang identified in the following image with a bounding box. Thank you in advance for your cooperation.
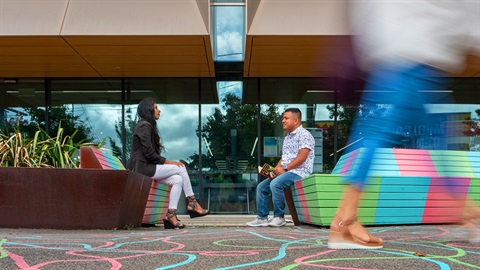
[0,0,217,104]
[243,0,480,105]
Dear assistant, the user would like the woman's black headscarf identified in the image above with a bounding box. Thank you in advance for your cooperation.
[137,97,164,154]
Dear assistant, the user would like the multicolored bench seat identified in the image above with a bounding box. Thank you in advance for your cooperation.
[80,146,171,226]
[290,148,480,226]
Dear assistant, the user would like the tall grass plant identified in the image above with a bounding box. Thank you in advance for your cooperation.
[0,123,100,168]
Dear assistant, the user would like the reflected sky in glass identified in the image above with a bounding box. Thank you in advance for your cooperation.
[214,0,245,2]
[213,4,245,100]
[213,5,245,62]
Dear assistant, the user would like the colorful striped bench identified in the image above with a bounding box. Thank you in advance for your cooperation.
[80,146,171,226]
[290,148,480,226]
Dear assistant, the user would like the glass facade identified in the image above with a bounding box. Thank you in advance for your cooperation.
[1,1,479,216]
[1,79,479,214]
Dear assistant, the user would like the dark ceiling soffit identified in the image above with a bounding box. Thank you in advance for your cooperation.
[215,61,244,82]
[242,77,364,105]
[242,77,480,105]
[0,77,220,105]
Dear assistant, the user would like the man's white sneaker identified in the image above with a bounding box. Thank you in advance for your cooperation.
[246,218,269,227]
[268,217,287,227]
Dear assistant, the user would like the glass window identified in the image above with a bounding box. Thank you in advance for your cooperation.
[425,104,480,151]
[212,5,245,62]
[214,0,245,2]
[200,81,260,213]
[49,80,122,145]
[50,79,123,158]
[0,79,45,134]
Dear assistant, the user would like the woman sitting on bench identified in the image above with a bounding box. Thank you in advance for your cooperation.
[127,97,210,229]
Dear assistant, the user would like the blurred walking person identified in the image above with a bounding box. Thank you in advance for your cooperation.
[328,0,480,249]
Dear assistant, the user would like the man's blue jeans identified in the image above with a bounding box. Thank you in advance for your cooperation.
[255,172,302,218]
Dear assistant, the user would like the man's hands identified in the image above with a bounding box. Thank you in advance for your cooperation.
[272,148,310,178]
[273,164,286,177]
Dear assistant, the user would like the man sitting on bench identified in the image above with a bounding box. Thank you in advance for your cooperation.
[247,108,315,227]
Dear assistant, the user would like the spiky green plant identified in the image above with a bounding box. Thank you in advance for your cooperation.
[0,123,102,168]
[0,129,43,167]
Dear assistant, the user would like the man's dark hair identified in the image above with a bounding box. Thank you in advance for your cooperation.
[284,107,302,120]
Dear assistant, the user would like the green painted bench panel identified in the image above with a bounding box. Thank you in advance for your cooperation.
[291,148,480,226]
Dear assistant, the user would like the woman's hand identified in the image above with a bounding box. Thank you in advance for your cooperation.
[165,160,185,167]
[174,161,185,167]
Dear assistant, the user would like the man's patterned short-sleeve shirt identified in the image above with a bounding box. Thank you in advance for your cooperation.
[281,125,315,178]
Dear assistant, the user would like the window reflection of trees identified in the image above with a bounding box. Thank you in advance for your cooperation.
[191,93,281,175]
[2,105,94,144]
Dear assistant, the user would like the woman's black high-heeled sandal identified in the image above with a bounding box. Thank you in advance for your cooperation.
[163,210,185,229]
[187,196,210,218]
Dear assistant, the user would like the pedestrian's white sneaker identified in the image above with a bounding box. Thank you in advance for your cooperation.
[246,218,269,227]
[268,217,287,227]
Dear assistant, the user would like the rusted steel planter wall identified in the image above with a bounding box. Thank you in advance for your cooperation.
[0,167,152,229]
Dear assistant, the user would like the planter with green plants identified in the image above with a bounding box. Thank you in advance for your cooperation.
[0,124,153,230]
[0,124,99,168]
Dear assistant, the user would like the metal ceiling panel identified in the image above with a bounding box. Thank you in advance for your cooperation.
[62,0,209,35]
